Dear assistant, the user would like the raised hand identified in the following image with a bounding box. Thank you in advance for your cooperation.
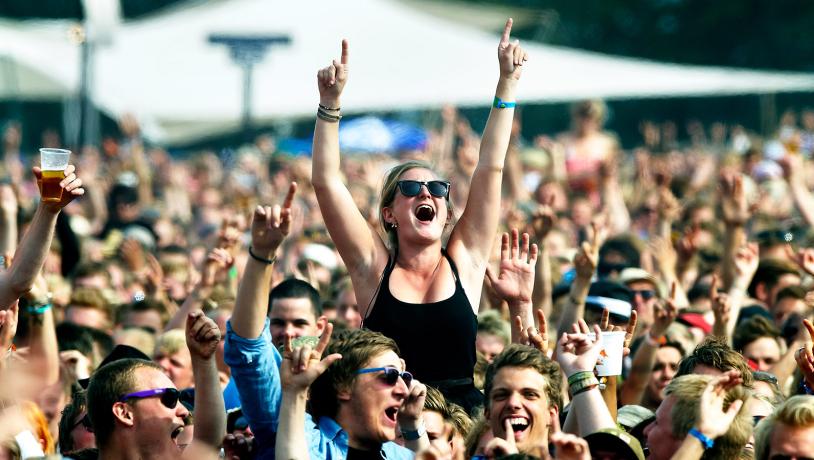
[185,310,221,361]
[557,320,604,377]
[709,275,731,336]
[281,323,342,393]
[530,196,557,240]
[0,300,18,354]
[201,247,234,289]
[693,370,745,440]
[600,308,638,357]
[795,318,814,389]
[574,221,605,280]
[317,40,349,106]
[33,164,85,212]
[515,308,549,355]
[250,182,297,259]
[732,242,759,288]
[486,229,537,304]
[651,282,679,338]
[785,245,814,277]
[497,18,528,81]
[719,171,750,226]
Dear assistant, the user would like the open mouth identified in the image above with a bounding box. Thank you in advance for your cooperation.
[384,406,399,424]
[171,425,184,443]
[504,416,530,438]
[415,204,435,222]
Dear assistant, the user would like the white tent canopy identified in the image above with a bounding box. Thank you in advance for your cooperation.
[1,0,814,143]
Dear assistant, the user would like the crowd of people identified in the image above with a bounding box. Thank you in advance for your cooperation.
[1,17,814,460]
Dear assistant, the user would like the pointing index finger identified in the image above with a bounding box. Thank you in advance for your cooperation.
[340,39,349,64]
[283,182,298,209]
[500,18,513,46]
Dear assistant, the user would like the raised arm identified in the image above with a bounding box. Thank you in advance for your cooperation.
[557,222,605,339]
[0,165,83,309]
[277,324,342,460]
[311,40,387,277]
[183,311,226,460]
[231,183,295,339]
[486,229,537,344]
[450,19,528,265]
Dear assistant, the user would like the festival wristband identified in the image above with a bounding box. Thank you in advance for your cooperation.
[688,428,714,449]
[493,96,516,109]
[27,304,52,315]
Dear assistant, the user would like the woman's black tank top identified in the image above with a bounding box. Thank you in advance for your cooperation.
[363,249,477,383]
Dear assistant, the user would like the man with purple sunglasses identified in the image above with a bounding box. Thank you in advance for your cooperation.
[87,311,225,460]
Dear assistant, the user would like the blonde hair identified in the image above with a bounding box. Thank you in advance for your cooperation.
[378,160,453,250]
[754,395,814,460]
[153,329,186,357]
[665,375,752,459]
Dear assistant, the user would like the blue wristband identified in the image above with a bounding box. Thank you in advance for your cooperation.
[688,428,713,449]
[493,96,516,109]
[27,304,52,315]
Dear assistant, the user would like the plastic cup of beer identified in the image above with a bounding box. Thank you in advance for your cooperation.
[588,330,626,377]
[39,148,71,203]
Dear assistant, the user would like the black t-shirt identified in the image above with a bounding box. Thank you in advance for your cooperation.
[346,446,384,460]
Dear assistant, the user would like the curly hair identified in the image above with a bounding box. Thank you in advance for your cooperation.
[676,336,754,388]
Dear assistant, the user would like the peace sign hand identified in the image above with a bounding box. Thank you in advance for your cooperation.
[497,18,528,80]
[317,40,349,107]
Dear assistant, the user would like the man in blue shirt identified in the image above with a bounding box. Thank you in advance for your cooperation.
[224,186,425,459]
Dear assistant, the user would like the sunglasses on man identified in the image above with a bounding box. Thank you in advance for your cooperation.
[355,367,413,387]
[632,289,656,300]
[119,387,181,409]
[396,180,450,199]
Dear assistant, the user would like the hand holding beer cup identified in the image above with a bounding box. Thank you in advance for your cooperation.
[34,148,84,212]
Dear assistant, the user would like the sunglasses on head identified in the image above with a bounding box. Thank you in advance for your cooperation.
[396,180,450,199]
[355,366,413,387]
[119,387,180,409]
[632,289,656,300]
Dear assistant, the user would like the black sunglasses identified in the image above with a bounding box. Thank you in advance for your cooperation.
[355,367,413,387]
[119,387,180,409]
[72,413,93,433]
[632,289,656,300]
[396,180,450,198]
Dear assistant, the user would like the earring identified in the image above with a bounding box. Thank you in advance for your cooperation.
[392,221,399,229]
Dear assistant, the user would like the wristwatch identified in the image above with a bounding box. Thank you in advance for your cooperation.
[401,420,426,441]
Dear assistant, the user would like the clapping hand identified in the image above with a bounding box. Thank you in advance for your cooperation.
[486,229,537,305]
[497,19,528,81]
[250,182,297,260]
[281,323,342,393]
[317,40,349,106]
[186,310,221,361]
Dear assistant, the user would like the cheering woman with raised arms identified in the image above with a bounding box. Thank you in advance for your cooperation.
[311,20,528,413]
